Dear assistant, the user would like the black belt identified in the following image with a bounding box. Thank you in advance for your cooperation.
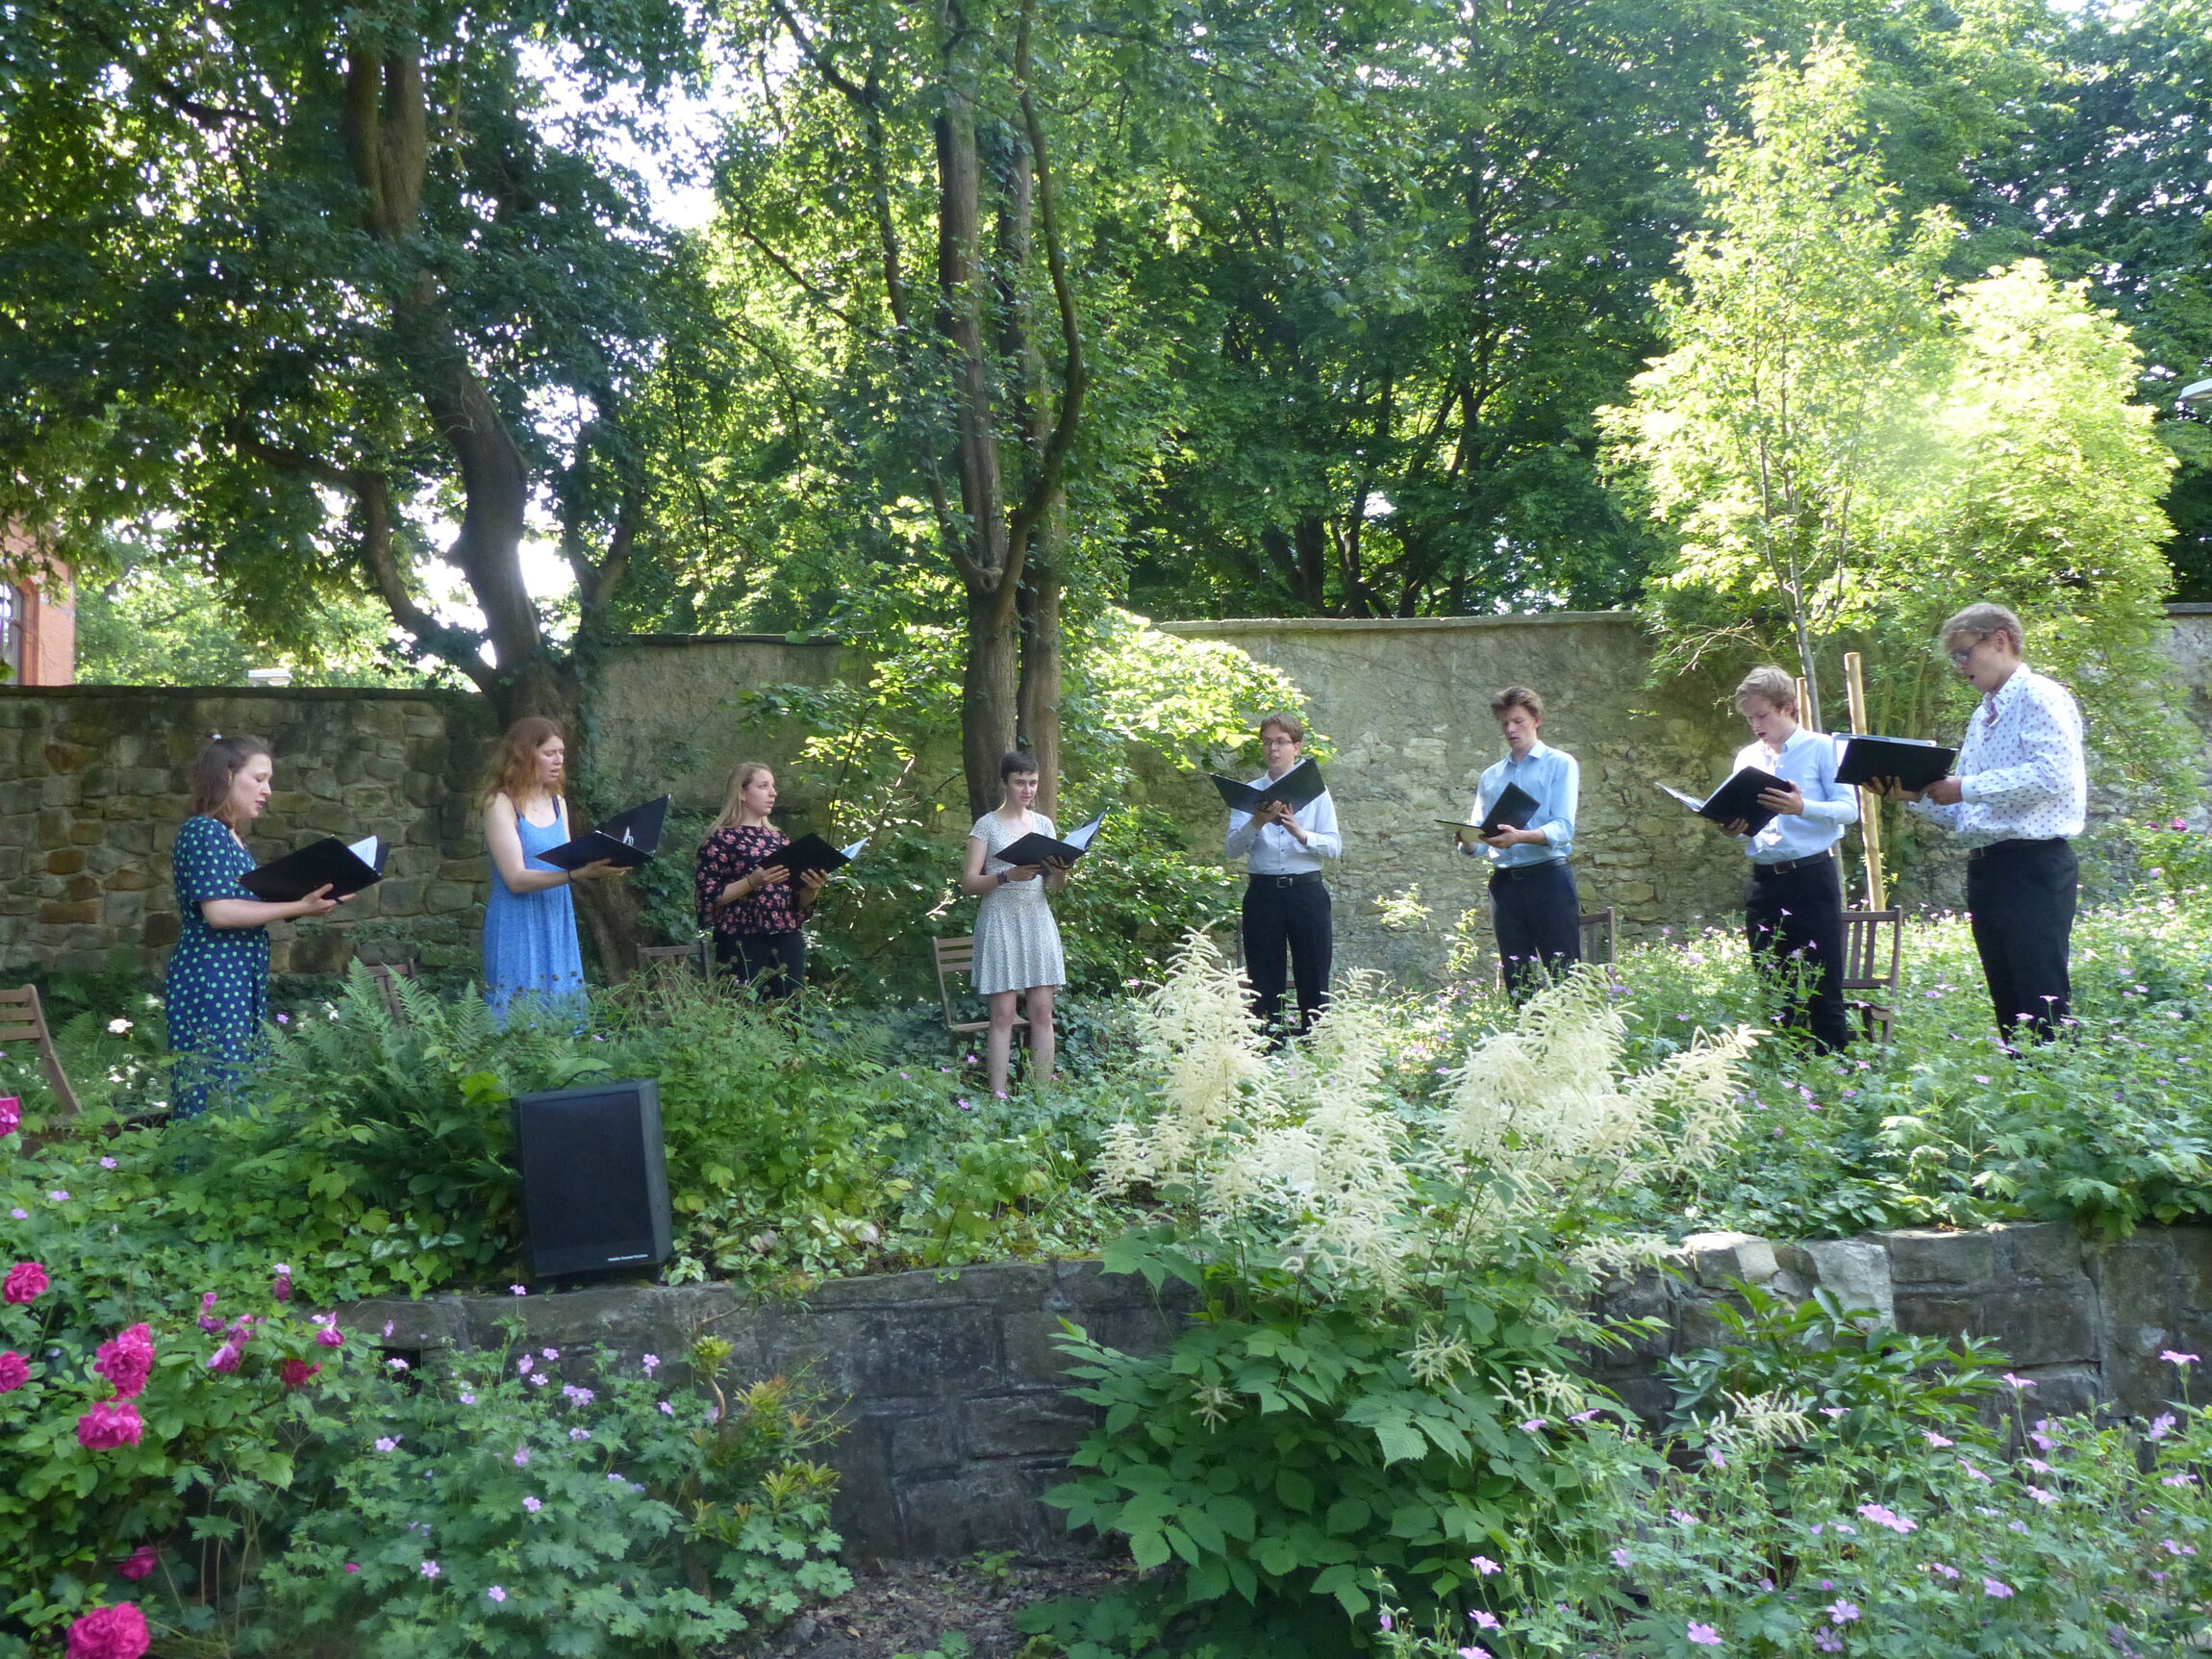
[1247,871,1325,889]
[1968,837,2070,864]
[1490,860,1570,883]
[1750,851,1833,877]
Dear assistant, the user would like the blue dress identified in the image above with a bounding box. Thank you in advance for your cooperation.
[483,802,587,1021]
[165,816,268,1118]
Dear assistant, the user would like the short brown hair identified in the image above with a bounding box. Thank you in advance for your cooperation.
[1489,686,1545,721]
[1258,712,1305,744]
[481,716,566,807]
[189,733,273,822]
[1939,602,2024,654]
[1734,666,1798,715]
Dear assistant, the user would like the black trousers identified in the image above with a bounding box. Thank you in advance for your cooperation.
[1744,855,1851,1054]
[716,931,805,1000]
[1490,860,1581,1003]
[1966,838,2077,1043]
[1242,874,1332,1034]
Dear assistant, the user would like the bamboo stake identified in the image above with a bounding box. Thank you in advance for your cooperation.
[1844,650,1885,909]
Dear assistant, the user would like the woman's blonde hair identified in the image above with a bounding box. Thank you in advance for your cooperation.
[706,762,775,837]
[481,716,566,808]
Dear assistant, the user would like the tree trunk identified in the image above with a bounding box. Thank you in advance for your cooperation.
[1017,521,1063,821]
[965,582,1021,817]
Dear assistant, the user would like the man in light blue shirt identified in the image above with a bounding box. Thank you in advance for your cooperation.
[1725,666,1859,1052]
[1455,686,1580,1001]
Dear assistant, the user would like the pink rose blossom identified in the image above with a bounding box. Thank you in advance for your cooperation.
[1687,1623,1722,1647]
[0,1096,18,1135]
[271,1267,292,1303]
[205,1344,240,1373]
[3,1261,50,1304]
[93,1325,155,1399]
[0,1351,29,1393]
[76,1400,144,1450]
[64,1601,149,1659]
[114,1546,159,1582]
[280,1359,321,1390]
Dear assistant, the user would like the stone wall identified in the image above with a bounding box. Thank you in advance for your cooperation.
[0,688,494,977]
[338,1222,2212,1561]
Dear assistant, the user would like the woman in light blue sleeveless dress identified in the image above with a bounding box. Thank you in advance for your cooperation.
[480,718,620,1021]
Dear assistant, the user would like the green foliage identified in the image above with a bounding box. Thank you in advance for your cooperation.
[258,1341,849,1658]
[1363,1311,2212,1656]
[1050,1235,1584,1623]
[1611,38,2192,809]
[74,549,441,691]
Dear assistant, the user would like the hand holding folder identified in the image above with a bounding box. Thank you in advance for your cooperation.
[778,833,869,884]
[1212,759,1326,817]
[1439,782,1540,843]
[997,812,1106,870]
[540,795,670,872]
[1657,767,1790,839]
[239,836,386,903]
[1834,734,1956,793]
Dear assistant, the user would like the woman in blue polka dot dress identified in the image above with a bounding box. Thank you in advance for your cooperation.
[480,717,621,1021]
[166,735,342,1118]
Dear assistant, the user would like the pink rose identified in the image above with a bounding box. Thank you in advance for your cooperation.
[205,1344,240,1373]
[0,1096,18,1136]
[114,1546,159,1582]
[279,1359,320,1390]
[271,1267,292,1303]
[76,1400,145,1450]
[0,1350,28,1393]
[65,1601,150,1659]
[3,1262,49,1304]
[314,1326,344,1349]
[93,1325,156,1400]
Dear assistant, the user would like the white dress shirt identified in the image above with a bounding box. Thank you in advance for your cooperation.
[1732,726,1858,865]
[1908,666,2087,847]
[1467,741,1579,868]
[1224,777,1343,875]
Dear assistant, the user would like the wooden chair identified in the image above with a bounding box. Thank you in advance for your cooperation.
[1493,908,1619,991]
[1578,908,1619,969]
[639,940,712,978]
[1,984,80,1117]
[1840,908,1904,1044]
[364,961,421,1022]
[930,936,1026,1054]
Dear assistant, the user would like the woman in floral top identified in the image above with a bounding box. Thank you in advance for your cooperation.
[694,763,827,997]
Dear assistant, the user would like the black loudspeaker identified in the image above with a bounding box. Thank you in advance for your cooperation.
[512,1079,672,1279]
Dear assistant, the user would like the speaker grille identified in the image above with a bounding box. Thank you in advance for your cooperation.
[513,1080,671,1278]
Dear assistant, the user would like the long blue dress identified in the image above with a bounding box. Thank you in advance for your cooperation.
[483,803,587,1021]
[165,815,268,1118]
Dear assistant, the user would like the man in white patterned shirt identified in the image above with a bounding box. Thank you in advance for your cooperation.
[1896,603,2086,1043]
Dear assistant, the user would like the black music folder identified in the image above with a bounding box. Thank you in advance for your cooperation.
[1439,782,1540,839]
[998,812,1107,868]
[540,794,670,871]
[1657,767,1789,838]
[1211,759,1326,816]
[1835,735,1955,792]
[778,833,869,883]
[240,836,386,902]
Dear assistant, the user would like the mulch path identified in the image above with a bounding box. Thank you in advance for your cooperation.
[728,1556,1136,1659]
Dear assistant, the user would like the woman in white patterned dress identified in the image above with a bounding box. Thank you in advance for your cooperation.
[961,752,1071,1095]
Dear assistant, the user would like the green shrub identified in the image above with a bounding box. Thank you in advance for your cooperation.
[256,1336,849,1657]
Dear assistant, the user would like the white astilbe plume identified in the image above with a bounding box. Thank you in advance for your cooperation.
[1095,932,1274,1197]
[1445,969,1759,1189]
[1100,945,1414,1292]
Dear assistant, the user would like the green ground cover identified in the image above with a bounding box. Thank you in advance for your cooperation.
[9,884,2212,1653]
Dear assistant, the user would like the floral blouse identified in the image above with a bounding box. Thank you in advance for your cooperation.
[695,825,806,940]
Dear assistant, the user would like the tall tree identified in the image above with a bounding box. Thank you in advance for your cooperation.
[0,0,699,722]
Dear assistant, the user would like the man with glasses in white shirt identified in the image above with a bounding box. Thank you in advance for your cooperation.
[1722,666,1859,1053]
[1224,712,1342,1037]
[1891,603,2086,1045]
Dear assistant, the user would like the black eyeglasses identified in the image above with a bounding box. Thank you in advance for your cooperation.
[1947,636,1987,667]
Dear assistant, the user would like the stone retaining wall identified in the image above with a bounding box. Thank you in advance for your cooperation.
[339,1222,2212,1562]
